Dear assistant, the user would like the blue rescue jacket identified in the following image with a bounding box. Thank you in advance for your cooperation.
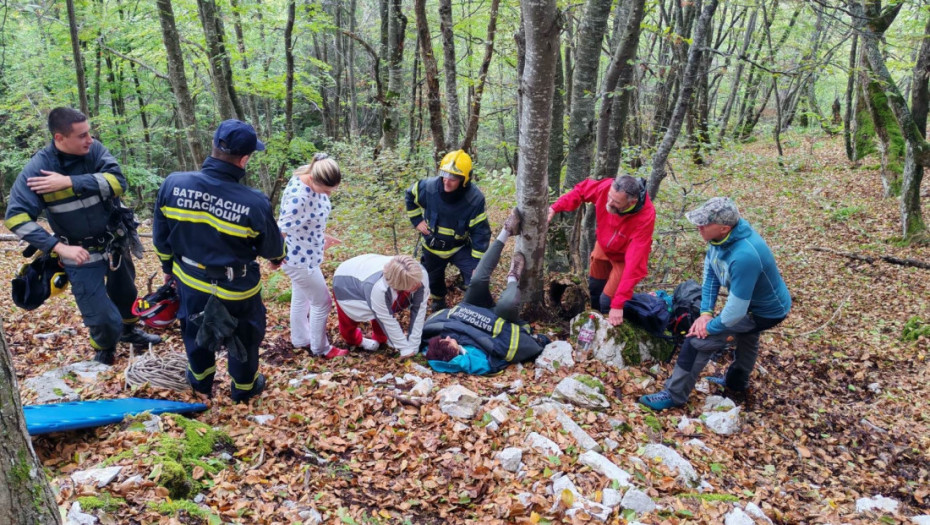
[701,219,792,334]
[152,157,285,301]
[405,177,490,259]
[421,303,544,373]
[5,141,125,254]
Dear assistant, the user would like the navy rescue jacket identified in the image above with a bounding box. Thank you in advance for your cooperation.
[405,177,491,260]
[5,141,126,254]
[153,156,285,301]
[421,303,544,373]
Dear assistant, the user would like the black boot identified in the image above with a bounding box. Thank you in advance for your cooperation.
[120,324,162,346]
[231,373,266,403]
[94,348,116,365]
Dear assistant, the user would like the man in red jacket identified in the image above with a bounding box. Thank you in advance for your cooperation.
[548,175,656,326]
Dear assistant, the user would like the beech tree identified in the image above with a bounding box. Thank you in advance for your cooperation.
[0,325,61,525]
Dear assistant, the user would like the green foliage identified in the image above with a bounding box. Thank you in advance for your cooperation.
[902,316,930,342]
[77,493,125,512]
[829,206,864,222]
[148,499,220,523]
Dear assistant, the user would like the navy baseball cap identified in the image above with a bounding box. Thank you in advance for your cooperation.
[213,120,265,155]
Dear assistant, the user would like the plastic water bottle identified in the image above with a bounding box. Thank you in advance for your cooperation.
[576,314,596,361]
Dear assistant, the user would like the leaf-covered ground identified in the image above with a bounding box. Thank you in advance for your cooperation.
[3,134,929,524]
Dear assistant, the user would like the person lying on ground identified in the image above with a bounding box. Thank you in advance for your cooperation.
[421,208,549,374]
[332,254,429,358]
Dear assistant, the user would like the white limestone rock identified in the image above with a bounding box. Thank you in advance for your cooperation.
[601,488,623,508]
[552,409,601,452]
[603,438,620,452]
[437,385,482,419]
[578,450,632,487]
[744,502,774,524]
[24,372,79,403]
[66,502,98,525]
[487,406,510,425]
[571,311,668,368]
[410,363,433,376]
[517,492,534,507]
[63,361,111,382]
[289,373,318,387]
[525,432,562,456]
[298,508,322,524]
[552,375,610,411]
[71,466,123,488]
[856,495,900,514]
[724,507,755,525]
[911,515,930,525]
[535,340,575,373]
[248,414,275,425]
[685,438,712,452]
[496,447,523,473]
[703,395,736,412]
[641,444,699,487]
[409,377,433,397]
[620,487,656,514]
[704,406,742,435]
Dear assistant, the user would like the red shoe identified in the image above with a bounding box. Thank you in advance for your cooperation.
[323,346,349,359]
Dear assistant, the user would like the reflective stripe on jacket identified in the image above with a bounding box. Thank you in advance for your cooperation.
[4,141,125,254]
[421,303,544,373]
[404,177,490,259]
[152,156,285,300]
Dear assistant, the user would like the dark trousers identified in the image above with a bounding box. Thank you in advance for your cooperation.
[665,314,784,405]
[421,247,479,300]
[176,280,265,399]
[463,239,520,323]
[64,252,138,351]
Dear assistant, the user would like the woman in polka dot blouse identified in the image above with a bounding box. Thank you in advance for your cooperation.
[277,153,348,359]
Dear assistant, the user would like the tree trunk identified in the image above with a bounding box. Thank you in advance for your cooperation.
[545,38,570,273]
[268,0,295,208]
[593,0,646,181]
[347,0,360,137]
[156,0,204,167]
[844,33,858,161]
[379,0,406,153]
[414,0,447,159]
[438,0,461,146]
[66,0,89,116]
[196,0,243,120]
[229,0,261,130]
[902,14,930,241]
[647,0,719,199]
[460,0,501,154]
[0,323,62,525]
[716,7,757,142]
[562,0,613,190]
[516,0,561,313]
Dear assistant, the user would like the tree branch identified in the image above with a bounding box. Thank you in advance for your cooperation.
[97,41,169,80]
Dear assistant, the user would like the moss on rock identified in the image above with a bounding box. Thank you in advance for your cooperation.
[575,374,606,394]
[160,459,193,499]
[77,493,125,512]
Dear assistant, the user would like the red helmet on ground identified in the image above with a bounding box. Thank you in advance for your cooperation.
[132,276,179,329]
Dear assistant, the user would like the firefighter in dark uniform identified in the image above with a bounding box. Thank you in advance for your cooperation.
[405,150,491,313]
[153,120,285,402]
[4,107,160,365]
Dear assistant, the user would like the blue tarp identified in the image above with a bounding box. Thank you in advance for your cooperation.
[24,398,208,435]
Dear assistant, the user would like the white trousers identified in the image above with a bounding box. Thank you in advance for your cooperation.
[282,264,332,354]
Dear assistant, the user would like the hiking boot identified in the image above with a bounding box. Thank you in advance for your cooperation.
[186,369,214,398]
[638,390,682,411]
[120,324,162,346]
[93,349,115,366]
[231,373,266,403]
[503,208,523,237]
[359,338,380,352]
[323,346,349,359]
[508,252,526,281]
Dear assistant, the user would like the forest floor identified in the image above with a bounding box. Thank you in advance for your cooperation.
[3,133,929,524]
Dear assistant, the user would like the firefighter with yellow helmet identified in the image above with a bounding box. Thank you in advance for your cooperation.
[405,150,491,312]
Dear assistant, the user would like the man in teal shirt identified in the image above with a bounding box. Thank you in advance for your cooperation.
[640,198,791,410]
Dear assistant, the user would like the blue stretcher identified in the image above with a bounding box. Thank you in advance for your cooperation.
[24,398,208,435]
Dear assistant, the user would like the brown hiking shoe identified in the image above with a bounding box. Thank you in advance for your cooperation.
[508,252,526,281]
[503,208,523,237]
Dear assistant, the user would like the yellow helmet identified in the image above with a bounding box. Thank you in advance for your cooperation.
[438,150,473,185]
[50,271,69,297]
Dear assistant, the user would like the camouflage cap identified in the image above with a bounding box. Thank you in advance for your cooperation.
[686,197,740,227]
